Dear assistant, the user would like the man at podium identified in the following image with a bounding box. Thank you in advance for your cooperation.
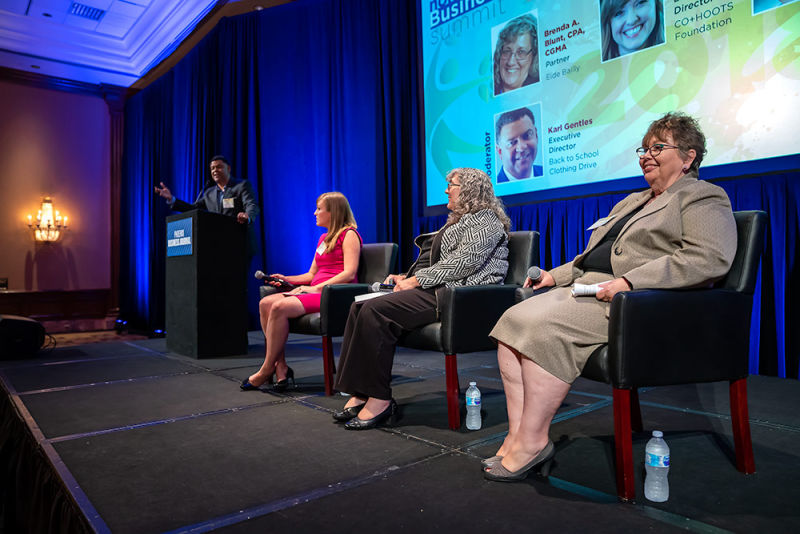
[155,155,259,223]
[155,155,259,255]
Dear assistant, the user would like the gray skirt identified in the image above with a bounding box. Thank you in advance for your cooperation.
[489,272,613,384]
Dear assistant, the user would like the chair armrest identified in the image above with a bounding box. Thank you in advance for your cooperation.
[516,287,534,303]
[258,285,281,299]
[608,289,753,388]
[320,284,371,336]
[438,284,520,354]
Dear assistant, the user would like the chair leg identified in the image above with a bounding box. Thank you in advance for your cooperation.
[729,378,756,474]
[631,388,643,433]
[445,354,461,430]
[322,335,335,396]
[612,388,636,502]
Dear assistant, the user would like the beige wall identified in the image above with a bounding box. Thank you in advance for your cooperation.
[0,79,110,291]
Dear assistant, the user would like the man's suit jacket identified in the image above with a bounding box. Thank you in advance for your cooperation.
[550,173,737,290]
[172,177,260,257]
[172,177,259,221]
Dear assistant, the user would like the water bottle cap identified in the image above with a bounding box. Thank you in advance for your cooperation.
[652,430,663,438]
[469,381,476,386]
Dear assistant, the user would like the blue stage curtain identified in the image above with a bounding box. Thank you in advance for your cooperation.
[121,0,421,330]
[420,171,800,379]
[121,0,798,378]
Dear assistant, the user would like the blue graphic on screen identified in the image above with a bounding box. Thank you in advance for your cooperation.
[166,218,193,257]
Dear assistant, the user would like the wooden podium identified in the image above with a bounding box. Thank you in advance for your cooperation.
[165,210,248,357]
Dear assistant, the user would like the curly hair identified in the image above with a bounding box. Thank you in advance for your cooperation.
[493,14,539,95]
[641,112,706,173]
[446,168,511,232]
[600,0,665,61]
[317,192,358,252]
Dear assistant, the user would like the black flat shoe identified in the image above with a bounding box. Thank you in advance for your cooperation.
[273,367,295,392]
[332,403,365,422]
[344,399,397,430]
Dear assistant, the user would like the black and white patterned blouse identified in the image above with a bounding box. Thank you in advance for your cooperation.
[414,209,509,288]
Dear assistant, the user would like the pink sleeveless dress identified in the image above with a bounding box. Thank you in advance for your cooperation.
[294,227,362,313]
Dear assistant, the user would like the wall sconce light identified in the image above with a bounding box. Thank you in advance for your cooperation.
[27,197,69,242]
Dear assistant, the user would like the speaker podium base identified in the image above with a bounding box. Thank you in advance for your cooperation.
[165,210,248,358]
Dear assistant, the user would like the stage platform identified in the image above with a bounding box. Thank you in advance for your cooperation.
[2,332,799,533]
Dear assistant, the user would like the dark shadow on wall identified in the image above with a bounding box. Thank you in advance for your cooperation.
[24,243,79,291]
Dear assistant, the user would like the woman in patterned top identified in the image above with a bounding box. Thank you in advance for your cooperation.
[332,168,511,430]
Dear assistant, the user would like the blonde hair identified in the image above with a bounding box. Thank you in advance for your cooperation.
[446,168,511,232]
[318,192,358,252]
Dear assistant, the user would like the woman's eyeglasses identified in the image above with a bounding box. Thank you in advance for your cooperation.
[636,144,680,158]
[500,48,532,61]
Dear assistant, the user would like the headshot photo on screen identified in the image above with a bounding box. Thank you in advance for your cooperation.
[753,0,798,15]
[492,13,540,96]
[600,0,665,62]
[495,105,543,183]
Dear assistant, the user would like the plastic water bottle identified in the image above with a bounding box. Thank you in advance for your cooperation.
[644,430,670,502]
[465,382,481,430]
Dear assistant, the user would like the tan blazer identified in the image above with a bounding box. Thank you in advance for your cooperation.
[550,173,738,290]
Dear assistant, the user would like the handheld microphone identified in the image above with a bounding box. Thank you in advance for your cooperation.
[526,266,542,282]
[370,282,395,292]
[254,271,295,289]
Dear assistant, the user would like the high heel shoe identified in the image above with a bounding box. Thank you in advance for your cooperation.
[344,399,397,430]
[483,440,555,482]
[332,403,365,422]
[239,371,275,391]
[272,367,295,392]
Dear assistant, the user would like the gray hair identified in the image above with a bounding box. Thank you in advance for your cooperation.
[446,168,511,232]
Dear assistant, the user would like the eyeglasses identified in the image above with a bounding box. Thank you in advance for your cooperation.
[501,129,536,150]
[636,144,680,158]
[445,181,462,190]
[500,48,532,61]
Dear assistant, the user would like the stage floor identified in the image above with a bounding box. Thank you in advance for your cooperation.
[2,333,799,533]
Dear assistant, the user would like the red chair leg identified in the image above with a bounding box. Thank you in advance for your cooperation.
[729,378,756,474]
[613,388,636,502]
[631,388,643,433]
[445,354,461,430]
[322,335,335,396]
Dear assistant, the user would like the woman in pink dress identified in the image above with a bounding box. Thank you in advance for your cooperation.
[241,192,361,391]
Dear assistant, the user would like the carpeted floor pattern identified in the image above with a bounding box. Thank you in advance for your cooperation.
[2,332,799,533]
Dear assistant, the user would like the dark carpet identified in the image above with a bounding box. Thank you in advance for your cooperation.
[2,334,799,533]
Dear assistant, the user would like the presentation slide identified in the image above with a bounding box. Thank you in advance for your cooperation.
[420,0,800,207]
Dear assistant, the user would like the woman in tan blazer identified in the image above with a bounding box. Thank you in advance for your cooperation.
[484,112,738,481]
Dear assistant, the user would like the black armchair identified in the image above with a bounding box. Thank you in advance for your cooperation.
[518,210,767,501]
[398,231,539,430]
[259,243,398,395]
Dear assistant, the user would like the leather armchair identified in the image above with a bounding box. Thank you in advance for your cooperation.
[399,231,539,429]
[258,242,398,395]
[517,210,767,501]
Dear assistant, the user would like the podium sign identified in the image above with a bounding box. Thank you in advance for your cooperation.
[165,210,248,357]
[167,218,193,257]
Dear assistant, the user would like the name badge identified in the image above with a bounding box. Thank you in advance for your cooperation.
[222,197,234,209]
[587,215,616,231]
[316,243,326,255]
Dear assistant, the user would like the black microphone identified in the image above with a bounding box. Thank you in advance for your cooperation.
[526,266,542,282]
[254,270,268,280]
